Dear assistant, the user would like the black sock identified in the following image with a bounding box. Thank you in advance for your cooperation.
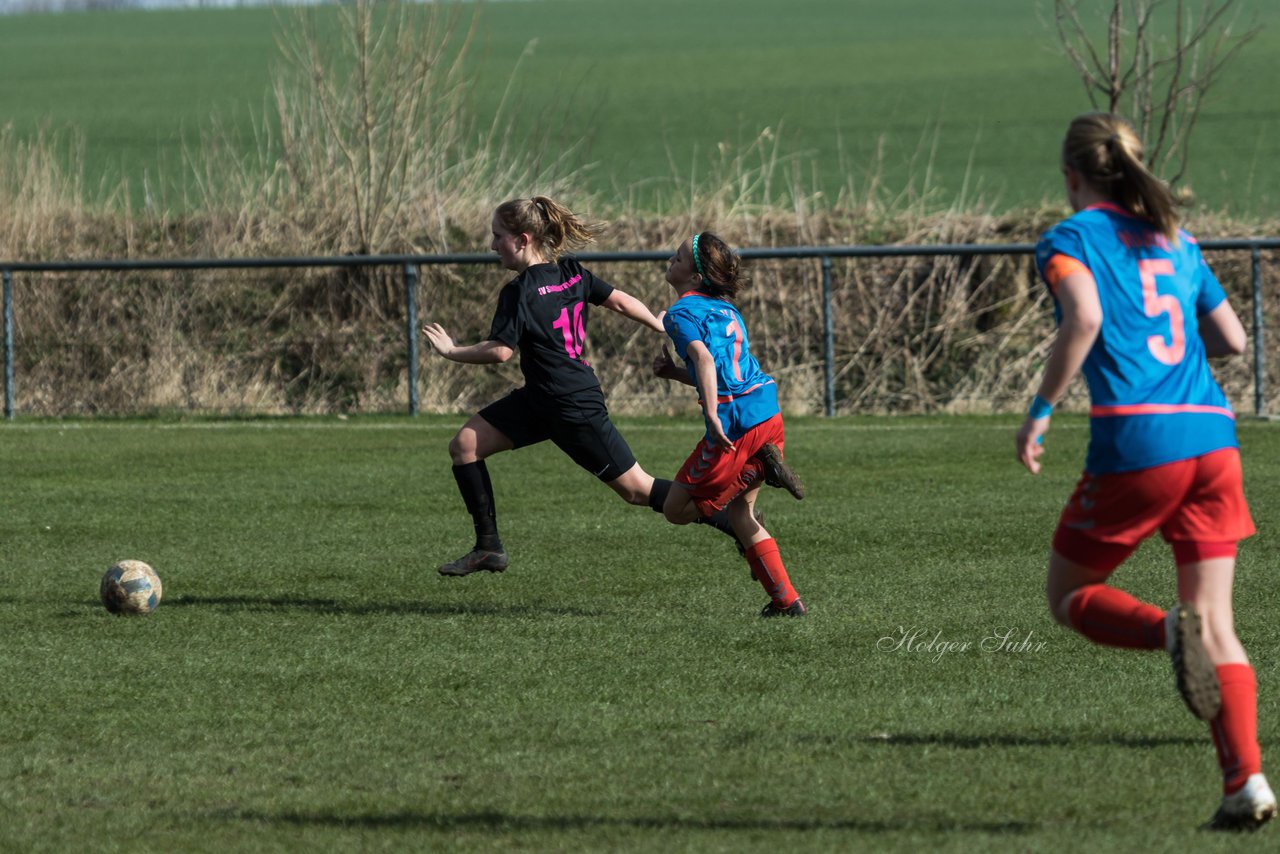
[648,478,673,513]
[697,507,736,539]
[652,477,735,540]
[452,461,502,552]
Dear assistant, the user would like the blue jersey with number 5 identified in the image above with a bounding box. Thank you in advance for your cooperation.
[1035,202,1237,473]
[664,291,778,441]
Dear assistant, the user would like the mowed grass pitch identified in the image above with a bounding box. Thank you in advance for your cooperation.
[2,415,1279,852]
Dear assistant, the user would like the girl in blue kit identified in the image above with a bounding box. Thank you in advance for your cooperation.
[654,231,806,617]
[1017,112,1273,831]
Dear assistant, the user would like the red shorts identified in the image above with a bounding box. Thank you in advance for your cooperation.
[676,414,785,517]
[1053,447,1255,572]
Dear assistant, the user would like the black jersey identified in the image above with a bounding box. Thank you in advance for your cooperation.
[486,257,615,398]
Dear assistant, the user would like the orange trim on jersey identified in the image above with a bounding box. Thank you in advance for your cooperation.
[714,381,770,404]
[1090,403,1235,419]
[1043,253,1093,294]
[696,379,775,407]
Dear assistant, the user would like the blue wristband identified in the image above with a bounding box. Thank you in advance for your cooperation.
[1028,395,1053,420]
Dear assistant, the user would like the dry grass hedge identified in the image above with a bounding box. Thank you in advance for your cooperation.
[3,200,1275,418]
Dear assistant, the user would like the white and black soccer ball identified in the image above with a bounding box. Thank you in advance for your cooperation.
[100,560,163,616]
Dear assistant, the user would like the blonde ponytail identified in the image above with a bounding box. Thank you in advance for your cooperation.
[1062,112,1181,241]
[494,197,605,259]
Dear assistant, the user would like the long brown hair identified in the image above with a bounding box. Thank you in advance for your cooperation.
[1062,112,1181,240]
[493,196,604,260]
[692,231,750,301]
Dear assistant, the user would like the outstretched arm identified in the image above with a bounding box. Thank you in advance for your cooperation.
[600,289,665,333]
[1016,271,1102,474]
[422,323,514,364]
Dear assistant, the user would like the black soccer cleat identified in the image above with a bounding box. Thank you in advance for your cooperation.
[755,443,804,500]
[760,599,807,618]
[1166,603,1221,720]
[439,548,509,577]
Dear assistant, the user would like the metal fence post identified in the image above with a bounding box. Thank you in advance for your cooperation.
[3,269,13,421]
[1252,246,1265,417]
[404,263,419,417]
[821,255,834,417]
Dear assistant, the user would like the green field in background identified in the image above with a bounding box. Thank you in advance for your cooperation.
[1,0,1278,216]
[1,415,1279,850]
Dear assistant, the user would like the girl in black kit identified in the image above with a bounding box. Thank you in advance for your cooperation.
[423,196,757,576]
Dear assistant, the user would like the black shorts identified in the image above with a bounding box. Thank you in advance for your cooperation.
[479,386,637,482]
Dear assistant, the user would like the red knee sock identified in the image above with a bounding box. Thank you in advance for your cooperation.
[1066,584,1165,650]
[745,538,798,607]
[1211,663,1262,794]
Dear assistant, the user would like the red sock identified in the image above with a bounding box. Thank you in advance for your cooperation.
[745,538,797,606]
[1066,584,1165,649]
[1211,663,1262,794]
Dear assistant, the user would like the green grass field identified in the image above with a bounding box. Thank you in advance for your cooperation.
[2,415,1279,851]
[2,0,1279,215]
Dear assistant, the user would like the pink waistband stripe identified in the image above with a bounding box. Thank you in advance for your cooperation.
[1090,403,1235,419]
[697,379,775,407]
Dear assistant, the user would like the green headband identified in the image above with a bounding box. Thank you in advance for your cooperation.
[691,234,705,278]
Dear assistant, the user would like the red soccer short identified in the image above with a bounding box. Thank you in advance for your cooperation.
[1053,447,1255,573]
[676,413,785,517]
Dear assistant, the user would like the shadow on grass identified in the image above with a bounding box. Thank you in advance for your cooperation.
[230,808,1035,836]
[163,595,605,618]
[859,732,1204,749]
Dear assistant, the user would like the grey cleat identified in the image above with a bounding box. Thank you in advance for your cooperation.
[439,548,509,577]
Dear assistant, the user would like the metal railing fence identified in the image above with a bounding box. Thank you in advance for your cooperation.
[4,238,1279,420]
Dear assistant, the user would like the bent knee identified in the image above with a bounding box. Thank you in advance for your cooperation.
[447,434,473,464]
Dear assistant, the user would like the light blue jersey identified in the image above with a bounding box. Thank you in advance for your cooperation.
[1036,203,1236,473]
[663,290,778,441]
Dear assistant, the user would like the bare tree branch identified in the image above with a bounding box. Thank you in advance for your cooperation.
[1051,0,1260,187]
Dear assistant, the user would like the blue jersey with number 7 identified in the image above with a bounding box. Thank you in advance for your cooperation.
[1035,202,1237,474]
[663,290,778,441]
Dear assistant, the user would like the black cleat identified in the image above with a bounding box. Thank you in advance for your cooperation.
[1166,603,1221,720]
[439,548,509,577]
[755,443,804,500]
[760,599,807,618]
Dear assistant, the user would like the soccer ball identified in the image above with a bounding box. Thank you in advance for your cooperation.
[99,560,163,616]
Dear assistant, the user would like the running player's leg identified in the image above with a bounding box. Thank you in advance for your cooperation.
[1047,463,1191,647]
[439,392,536,577]
[1178,551,1274,829]
[655,433,763,545]
[1046,550,1165,648]
[1166,449,1272,829]
[548,395,741,539]
[729,488,803,617]
[603,460,737,540]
